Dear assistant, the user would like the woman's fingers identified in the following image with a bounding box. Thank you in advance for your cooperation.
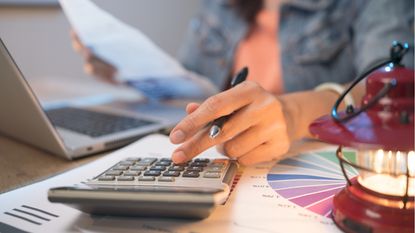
[70,30,84,53]
[169,81,260,144]
[214,92,286,159]
[171,104,257,163]
[70,29,118,83]
[222,124,271,159]
[171,128,211,163]
[237,139,289,165]
[71,30,92,60]
[185,102,200,114]
[86,57,117,82]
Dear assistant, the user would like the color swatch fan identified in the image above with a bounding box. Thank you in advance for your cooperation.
[267,151,358,217]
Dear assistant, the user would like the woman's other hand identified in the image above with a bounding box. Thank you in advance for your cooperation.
[169,81,291,165]
[70,30,118,84]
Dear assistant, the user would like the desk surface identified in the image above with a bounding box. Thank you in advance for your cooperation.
[0,134,106,193]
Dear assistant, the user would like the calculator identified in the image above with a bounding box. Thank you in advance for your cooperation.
[48,157,238,219]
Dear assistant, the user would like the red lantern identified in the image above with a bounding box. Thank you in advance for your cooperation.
[310,42,414,233]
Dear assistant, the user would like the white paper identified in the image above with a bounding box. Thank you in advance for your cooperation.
[59,0,186,80]
[59,0,218,99]
[0,134,342,233]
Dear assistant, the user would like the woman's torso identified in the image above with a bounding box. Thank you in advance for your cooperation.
[178,0,414,92]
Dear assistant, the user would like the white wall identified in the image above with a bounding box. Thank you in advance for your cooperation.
[0,0,201,85]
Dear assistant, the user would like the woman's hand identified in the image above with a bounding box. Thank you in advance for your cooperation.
[70,30,118,84]
[169,81,291,165]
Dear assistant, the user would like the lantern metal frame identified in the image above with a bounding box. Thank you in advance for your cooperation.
[336,145,413,209]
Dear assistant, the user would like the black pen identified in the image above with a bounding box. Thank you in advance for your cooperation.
[209,67,249,139]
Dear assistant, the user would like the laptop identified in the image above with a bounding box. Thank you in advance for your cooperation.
[0,39,186,159]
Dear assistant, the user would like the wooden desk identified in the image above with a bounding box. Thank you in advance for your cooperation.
[0,134,106,193]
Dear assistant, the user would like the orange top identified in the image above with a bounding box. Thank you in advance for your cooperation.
[233,9,283,94]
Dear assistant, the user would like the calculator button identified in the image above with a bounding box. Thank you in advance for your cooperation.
[158,177,175,182]
[203,172,221,178]
[112,165,129,171]
[163,171,180,177]
[195,158,210,163]
[206,166,223,172]
[173,162,190,166]
[160,158,172,162]
[169,166,185,171]
[182,171,200,178]
[98,176,115,181]
[190,162,208,167]
[150,166,167,171]
[136,158,157,166]
[118,161,135,166]
[186,166,203,172]
[117,176,134,181]
[138,176,155,181]
[130,165,147,171]
[105,170,123,176]
[125,157,141,162]
[155,161,171,166]
[144,170,161,176]
[123,171,141,176]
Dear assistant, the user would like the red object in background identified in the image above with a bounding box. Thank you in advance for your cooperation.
[309,42,414,233]
[310,54,414,151]
[332,177,414,233]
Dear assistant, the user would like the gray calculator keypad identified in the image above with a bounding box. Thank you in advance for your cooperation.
[93,157,228,184]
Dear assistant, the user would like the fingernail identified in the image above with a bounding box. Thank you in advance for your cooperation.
[170,130,185,144]
[172,151,187,164]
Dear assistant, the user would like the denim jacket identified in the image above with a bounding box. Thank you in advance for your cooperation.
[178,0,414,92]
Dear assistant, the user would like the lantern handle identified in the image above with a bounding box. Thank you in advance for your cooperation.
[331,42,409,122]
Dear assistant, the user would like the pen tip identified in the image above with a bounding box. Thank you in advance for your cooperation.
[242,66,248,73]
[209,125,221,139]
[239,67,248,78]
[231,67,249,86]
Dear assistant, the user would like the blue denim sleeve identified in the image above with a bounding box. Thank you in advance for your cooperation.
[353,0,414,73]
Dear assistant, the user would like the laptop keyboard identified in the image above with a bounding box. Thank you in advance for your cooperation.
[46,107,156,138]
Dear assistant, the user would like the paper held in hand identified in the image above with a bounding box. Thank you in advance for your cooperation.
[59,0,217,99]
[59,0,187,80]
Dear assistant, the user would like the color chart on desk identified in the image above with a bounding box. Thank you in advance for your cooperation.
[267,151,358,218]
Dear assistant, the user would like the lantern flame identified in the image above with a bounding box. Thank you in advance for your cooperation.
[408,151,415,176]
[357,150,414,197]
[374,149,384,173]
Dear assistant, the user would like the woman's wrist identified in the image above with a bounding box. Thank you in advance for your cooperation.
[277,94,299,142]
[277,90,340,141]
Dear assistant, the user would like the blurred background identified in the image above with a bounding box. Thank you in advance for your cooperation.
[0,0,201,101]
